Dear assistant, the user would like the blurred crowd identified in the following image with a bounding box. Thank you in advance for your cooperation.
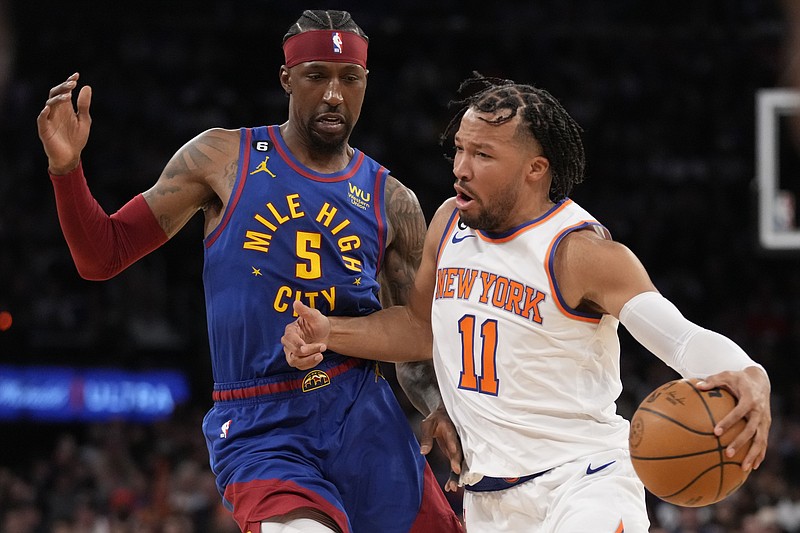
[2,0,800,531]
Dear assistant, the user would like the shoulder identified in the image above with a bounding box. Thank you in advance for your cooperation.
[384,174,426,248]
[556,228,655,316]
[385,174,420,207]
[557,228,627,271]
[424,197,458,249]
[192,127,241,151]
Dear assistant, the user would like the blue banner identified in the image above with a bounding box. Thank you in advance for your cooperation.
[0,365,191,422]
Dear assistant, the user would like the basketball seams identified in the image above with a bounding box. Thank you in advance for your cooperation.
[690,382,726,503]
[629,378,749,507]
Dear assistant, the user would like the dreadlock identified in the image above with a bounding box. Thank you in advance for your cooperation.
[441,73,585,202]
[283,10,369,43]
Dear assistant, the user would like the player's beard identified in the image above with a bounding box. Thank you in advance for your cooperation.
[307,119,354,156]
[458,191,518,233]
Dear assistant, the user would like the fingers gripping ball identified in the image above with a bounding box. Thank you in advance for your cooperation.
[628,378,750,507]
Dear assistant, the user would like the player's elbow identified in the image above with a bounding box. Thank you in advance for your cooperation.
[74,258,123,281]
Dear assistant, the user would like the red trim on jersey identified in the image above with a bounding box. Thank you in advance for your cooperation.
[224,478,351,533]
[374,167,388,273]
[212,358,362,401]
[267,126,364,182]
[205,128,252,248]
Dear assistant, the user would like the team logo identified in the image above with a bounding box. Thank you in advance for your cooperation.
[452,218,476,244]
[250,156,277,178]
[220,419,232,438]
[332,32,343,54]
[302,369,331,392]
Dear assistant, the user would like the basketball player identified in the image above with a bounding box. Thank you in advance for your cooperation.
[36,10,463,533]
[283,74,773,532]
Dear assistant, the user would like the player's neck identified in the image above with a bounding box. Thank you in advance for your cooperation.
[280,122,354,173]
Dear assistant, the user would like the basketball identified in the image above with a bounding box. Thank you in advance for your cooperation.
[628,378,750,507]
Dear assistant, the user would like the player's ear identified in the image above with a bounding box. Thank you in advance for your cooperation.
[527,155,550,184]
[279,66,291,96]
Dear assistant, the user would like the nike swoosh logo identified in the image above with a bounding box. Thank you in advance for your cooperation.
[451,233,476,244]
[585,460,616,475]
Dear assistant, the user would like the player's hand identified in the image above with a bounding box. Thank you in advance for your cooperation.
[695,365,771,472]
[37,72,92,175]
[282,300,330,370]
[419,405,463,492]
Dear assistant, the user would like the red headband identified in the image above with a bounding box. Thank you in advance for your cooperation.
[283,30,368,69]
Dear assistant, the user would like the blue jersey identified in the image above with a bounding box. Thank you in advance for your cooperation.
[199,126,464,532]
[203,125,387,384]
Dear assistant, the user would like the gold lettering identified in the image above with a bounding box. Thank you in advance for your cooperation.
[331,219,350,235]
[267,202,289,224]
[338,235,360,252]
[342,256,362,272]
[253,213,277,232]
[287,193,304,219]
[243,230,272,253]
[273,286,292,312]
[321,287,336,310]
[316,203,338,226]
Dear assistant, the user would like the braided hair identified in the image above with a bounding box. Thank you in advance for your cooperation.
[442,73,585,202]
[283,10,369,43]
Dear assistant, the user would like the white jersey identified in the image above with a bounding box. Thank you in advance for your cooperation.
[431,199,630,481]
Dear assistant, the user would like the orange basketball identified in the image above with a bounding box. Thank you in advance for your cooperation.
[628,378,750,507]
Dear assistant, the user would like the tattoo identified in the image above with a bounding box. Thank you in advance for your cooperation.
[381,177,444,416]
[157,214,177,236]
[147,129,236,236]
[163,130,231,179]
[396,361,443,416]
[224,159,238,190]
[380,177,426,306]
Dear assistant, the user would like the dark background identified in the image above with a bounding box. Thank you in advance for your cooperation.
[1,1,800,531]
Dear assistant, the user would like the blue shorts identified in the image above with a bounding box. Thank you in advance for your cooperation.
[202,359,462,533]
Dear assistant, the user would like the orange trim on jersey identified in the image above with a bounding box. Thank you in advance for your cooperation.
[614,519,625,533]
[436,209,461,265]
[544,220,604,323]
[475,199,574,243]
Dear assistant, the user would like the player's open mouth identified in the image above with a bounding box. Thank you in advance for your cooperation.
[316,114,345,129]
[455,191,475,209]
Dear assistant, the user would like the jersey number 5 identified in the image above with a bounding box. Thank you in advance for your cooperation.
[458,315,499,396]
[296,231,322,279]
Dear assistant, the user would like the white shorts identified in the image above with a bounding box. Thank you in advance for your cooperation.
[463,448,650,533]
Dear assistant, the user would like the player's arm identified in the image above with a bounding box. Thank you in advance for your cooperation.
[378,182,462,476]
[284,196,454,365]
[37,73,232,280]
[556,229,771,471]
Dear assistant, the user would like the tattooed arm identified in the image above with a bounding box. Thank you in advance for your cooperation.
[38,74,238,279]
[379,181,463,477]
[378,176,437,413]
[143,128,240,239]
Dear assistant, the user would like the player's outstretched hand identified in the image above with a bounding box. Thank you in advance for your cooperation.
[283,300,330,370]
[419,406,463,492]
[695,365,771,472]
[36,72,93,175]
